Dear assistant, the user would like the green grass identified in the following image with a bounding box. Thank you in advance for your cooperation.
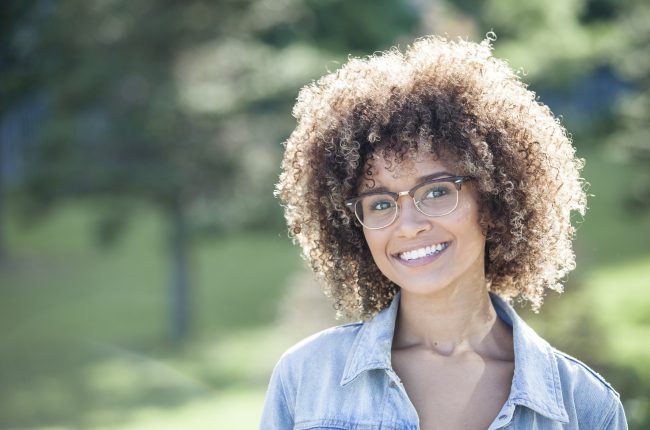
[0,204,302,429]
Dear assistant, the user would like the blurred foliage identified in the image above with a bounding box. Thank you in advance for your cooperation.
[1,0,416,341]
[2,0,417,230]
[607,0,650,213]
[444,0,625,134]
[443,0,650,215]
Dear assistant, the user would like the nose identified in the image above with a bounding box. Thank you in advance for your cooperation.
[394,196,430,238]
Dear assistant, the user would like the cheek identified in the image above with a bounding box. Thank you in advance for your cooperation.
[451,200,480,228]
[362,230,389,263]
[452,200,486,247]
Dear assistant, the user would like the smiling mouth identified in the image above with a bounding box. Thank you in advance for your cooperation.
[397,242,449,261]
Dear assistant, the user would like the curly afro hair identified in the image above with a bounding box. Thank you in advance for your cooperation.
[276,36,586,320]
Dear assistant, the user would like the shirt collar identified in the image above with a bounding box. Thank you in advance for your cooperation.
[340,291,569,423]
[340,292,399,385]
[490,293,569,422]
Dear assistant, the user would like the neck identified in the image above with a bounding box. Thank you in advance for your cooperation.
[393,280,507,357]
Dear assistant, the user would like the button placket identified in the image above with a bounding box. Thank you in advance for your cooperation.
[485,402,515,430]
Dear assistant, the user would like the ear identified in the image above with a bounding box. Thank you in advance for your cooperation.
[486,217,497,230]
[478,210,493,237]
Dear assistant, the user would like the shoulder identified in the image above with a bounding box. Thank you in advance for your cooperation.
[261,323,364,427]
[283,321,364,358]
[552,347,619,397]
[551,348,625,428]
[276,321,363,374]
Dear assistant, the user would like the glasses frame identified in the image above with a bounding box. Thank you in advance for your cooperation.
[344,176,472,230]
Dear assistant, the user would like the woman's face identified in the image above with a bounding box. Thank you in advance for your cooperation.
[360,151,487,296]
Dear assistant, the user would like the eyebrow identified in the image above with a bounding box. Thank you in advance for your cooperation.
[360,171,455,193]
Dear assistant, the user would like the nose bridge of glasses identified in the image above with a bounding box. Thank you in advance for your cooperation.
[396,190,411,199]
[394,189,422,216]
[393,189,417,209]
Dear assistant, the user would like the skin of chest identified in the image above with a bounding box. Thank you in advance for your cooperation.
[391,345,515,430]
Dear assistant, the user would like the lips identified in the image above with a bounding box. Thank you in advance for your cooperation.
[396,242,449,262]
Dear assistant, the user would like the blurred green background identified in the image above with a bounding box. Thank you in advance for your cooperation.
[1,0,649,429]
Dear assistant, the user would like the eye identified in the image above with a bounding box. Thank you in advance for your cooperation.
[363,195,396,212]
[422,184,452,200]
[371,199,395,211]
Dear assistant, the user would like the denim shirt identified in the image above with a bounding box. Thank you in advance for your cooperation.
[260,292,627,429]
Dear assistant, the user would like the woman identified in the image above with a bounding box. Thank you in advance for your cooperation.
[261,36,627,429]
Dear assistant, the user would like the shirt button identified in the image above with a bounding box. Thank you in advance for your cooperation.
[498,414,508,420]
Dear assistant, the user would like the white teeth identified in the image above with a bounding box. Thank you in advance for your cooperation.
[398,243,447,261]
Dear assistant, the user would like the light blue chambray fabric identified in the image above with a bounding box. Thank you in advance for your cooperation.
[260,292,627,429]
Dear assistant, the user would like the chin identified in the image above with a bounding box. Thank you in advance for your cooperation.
[394,276,452,296]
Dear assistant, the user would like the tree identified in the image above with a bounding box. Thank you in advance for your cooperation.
[0,1,47,264]
[3,0,418,342]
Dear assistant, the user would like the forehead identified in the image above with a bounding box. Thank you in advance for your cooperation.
[359,150,451,191]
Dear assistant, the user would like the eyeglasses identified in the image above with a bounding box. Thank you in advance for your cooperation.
[345,176,471,230]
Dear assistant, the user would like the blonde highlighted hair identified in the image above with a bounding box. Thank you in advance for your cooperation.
[276,36,586,320]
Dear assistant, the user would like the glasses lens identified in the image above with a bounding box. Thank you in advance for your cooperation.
[414,181,458,216]
[356,193,398,229]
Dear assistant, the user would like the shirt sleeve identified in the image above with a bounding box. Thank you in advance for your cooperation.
[259,358,294,429]
[602,395,628,430]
